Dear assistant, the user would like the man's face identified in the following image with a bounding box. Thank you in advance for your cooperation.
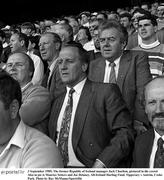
[89,20,99,37]
[58,47,87,87]
[9,34,22,53]
[39,34,58,62]
[21,27,31,36]
[138,19,157,41]
[145,79,164,135]
[99,28,124,61]
[120,17,130,28]
[6,53,31,86]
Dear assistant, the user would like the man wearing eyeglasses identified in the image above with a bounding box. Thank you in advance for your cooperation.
[89,19,152,135]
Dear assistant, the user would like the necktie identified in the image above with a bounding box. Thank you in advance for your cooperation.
[58,88,75,167]
[154,137,164,168]
[109,62,116,83]
[41,68,50,88]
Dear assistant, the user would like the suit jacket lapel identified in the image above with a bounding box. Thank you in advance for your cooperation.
[91,58,106,82]
[72,79,94,151]
[117,51,131,92]
[140,129,154,167]
[50,91,66,141]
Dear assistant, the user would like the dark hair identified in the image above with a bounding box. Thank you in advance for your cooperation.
[138,14,158,26]
[13,32,29,49]
[79,26,92,41]
[0,30,6,39]
[41,32,62,50]
[63,41,89,64]
[0,70,22,109]
[98,19,128,44]
[28,35,40,50]
[21,22,36,33]
[120,13,132,21]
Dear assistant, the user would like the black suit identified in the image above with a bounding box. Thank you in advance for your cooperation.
[49,79,134,167]
[132,128,154,168]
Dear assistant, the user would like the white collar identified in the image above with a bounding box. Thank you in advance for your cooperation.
[49,57,58,73]
[105,56,121,66]
[21,81,32,92]
[154,129,164,144]
[0,121,25,156]
[66,78,87,95]
[140,40,160,49]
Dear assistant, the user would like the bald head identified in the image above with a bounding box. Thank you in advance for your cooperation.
[144,76,164,136]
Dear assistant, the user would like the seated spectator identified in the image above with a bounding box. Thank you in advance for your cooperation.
[9,32,44,85]
[6,52,51,134]
[0,70,63,168]
[132,76,164,168]
[21,22,36,36]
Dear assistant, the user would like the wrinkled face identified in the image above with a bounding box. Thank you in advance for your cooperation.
[39,34,57,62]
[93,29,100,50]
[99,28,124,61]
[77,29,88,41]
[6,53,31,86]
[138,19,157,41]
[81,14,89,25]
[9,34,22,53]
[21,27,31,36]
[120,17,130,28]
[58,47,87,87]
[145,79,164,135]
[89,20,99,37]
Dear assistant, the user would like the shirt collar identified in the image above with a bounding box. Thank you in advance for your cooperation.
[140,40,160,49]
[21,81,33,92]
[66,78,87,95]
[3,121,26,152]
[105,56,121,66]
[154,129,164,144]
[49,57,58,73]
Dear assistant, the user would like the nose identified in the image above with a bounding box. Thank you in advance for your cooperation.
[60,60,67,70]
[155,102,163,113]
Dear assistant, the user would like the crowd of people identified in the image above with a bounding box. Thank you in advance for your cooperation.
[0,0,164,168]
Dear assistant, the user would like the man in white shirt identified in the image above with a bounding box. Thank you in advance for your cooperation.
[0,70,63,168]
[132,76,164,168]
[6,52,51,134]
[9,32,44,85]
[39,32,65,99]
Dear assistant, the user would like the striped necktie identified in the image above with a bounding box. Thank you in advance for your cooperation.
[109,62,116,83]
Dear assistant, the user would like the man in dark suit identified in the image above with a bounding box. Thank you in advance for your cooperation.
[39,32,64,100]
[48,42,134,168]
[132,76,164,168]
[88,19,152,135]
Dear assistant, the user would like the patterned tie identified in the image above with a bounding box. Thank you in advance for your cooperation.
[154,137,164,168]
[58,88,75,167]
[109,62,116,83]
[41,68,50,88]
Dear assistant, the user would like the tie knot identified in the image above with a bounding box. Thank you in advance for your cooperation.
[157,137,164,148]
[69,88,75,95]
[110,62,116,67]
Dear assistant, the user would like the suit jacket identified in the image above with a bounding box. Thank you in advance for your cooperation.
[132,128,154,168]
[49,79,134,167]
[42,60,65,101]
[88,50,152,127]
[20,82,51,134]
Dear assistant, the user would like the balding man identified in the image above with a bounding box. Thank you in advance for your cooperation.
[6,52,51,134]
[132,76,164,168]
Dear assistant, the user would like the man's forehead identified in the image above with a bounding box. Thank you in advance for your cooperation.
[145,78,164,92]
[8,53,26,62]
